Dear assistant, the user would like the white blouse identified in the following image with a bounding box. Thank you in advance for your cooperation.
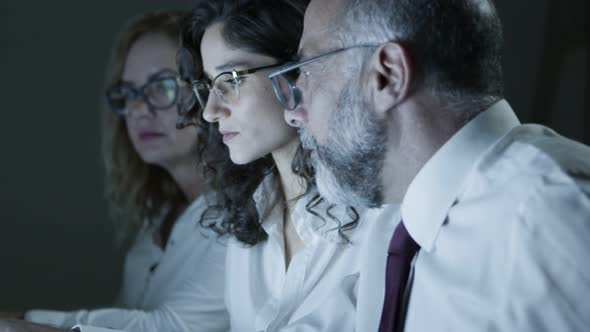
[25,195,229,332]
[224,173,400,332]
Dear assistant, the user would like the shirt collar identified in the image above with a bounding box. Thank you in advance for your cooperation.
[253,171,281,222]
[402,99,520,252]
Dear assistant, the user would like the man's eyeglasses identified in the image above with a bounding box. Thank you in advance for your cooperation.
[268,44,380,110]
[106,69,192,118]
[191,63,282,110]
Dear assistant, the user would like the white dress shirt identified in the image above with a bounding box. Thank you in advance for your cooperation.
[224,173,400,332]
[25,194,229,332]
[400,100,590,331]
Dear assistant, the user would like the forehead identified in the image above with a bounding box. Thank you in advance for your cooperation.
[122,33,177,83]
[200,22,276,77]
[300,0,345,56]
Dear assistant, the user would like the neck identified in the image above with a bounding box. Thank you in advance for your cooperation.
[163,156,205,203]
[273,137,307,269]
[271,137,307,209]
[382,94,489,204]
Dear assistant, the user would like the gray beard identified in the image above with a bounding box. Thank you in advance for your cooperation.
[299,81,386,208]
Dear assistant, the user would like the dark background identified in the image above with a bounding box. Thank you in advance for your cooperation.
[0,0,587,310]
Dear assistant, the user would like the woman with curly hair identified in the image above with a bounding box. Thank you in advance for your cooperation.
[178,0,399,330]
[20,10,229,332]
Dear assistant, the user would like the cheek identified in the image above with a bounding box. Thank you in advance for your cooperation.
[124,119,133,135]
[174,128,198,151]
[261,116,298,143]
[301,73,342,144]
[159,108,181,131]
[307,93,336,145]
[124,118,140,145]
[242,95,297,145]
[260,97,297,133]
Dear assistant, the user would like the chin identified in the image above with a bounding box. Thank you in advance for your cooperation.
[228,147,266,165]
[315,160,382,208]
[229,152,255,165]
[137,150,171,167]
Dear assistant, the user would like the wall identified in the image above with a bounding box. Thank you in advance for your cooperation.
[0,0,191,311]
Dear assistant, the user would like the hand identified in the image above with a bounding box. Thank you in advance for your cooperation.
[0,319,68,332]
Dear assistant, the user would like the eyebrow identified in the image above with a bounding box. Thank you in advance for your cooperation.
[121,68,177,85]
[215,61,253,72]
[202,61,254,80]
[148,68,177,79]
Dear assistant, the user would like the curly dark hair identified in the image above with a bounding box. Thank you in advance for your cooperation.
[180,0,359,246]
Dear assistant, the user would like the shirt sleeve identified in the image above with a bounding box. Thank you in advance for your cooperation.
[491,172,590,332]
[26,306,191,332]
[25,240,229,332]
[72,325,127,332]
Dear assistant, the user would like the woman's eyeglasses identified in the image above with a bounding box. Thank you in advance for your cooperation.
[177,46,285,112]
[105,69,194,118]
[190,63,283,110]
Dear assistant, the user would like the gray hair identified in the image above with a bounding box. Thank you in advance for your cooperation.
[333,0,504,106]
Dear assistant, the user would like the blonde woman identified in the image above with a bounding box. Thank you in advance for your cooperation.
[19,10,228,332]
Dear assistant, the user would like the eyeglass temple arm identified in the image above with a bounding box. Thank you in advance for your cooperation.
[235,63,285,77]
[268,44,380,79]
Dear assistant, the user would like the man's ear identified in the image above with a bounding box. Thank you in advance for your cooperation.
[364,42,412,115]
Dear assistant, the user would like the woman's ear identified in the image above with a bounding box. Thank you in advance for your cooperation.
[363,42,412,115]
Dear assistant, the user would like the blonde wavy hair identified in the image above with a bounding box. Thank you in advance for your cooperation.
[101,10,186,243]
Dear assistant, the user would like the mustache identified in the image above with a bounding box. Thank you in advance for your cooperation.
[298,128,318,151]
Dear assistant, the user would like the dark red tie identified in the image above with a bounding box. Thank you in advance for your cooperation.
[379,221,420,332]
